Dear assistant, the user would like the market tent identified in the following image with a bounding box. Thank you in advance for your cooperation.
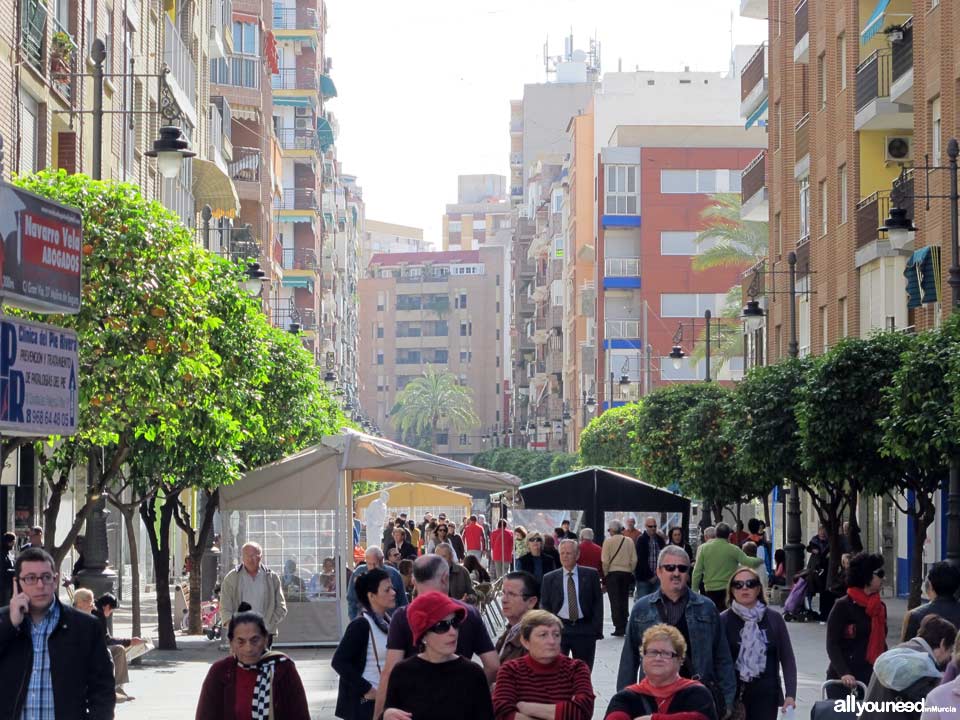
[354,482,473,522]
[512,467,690,538]
[219,428,520,646]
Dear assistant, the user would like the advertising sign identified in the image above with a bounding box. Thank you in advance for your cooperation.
[0,314,78,437]
[0,182,83,313]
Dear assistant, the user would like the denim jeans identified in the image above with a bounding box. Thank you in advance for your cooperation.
[634,577,659,600]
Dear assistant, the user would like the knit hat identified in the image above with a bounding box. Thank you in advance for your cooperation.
[406,591,467,646]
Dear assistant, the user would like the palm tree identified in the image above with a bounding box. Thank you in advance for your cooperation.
[390,365,480,453]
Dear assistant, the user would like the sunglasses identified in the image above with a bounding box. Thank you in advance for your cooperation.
[528,538,542,543]
[731,579,762,590]
[427,616,463,635]
[645,525,657,529]
[660,564,689,574]
[873,569,885,579]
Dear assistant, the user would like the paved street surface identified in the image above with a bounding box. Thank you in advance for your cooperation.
[112,595,911,719]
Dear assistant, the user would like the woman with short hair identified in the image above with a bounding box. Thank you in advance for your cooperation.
[516,534,557,586]
[605,624,716,720]
[463,554,491,584]
[493,610,594,720]
[195,611,310,720]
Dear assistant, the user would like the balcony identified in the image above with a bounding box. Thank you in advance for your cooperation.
[794,113,810,180]
[517,292,535,317]
[854,173,914,262]
[794,0,809,64]
[210,97,233,163]
[50,20,78,103]
[511,186,523,198]
[273,5,319,30]
[889,19,913,105]
[740,0,767,19]
[163,15,198,124]
[277,188,318,211]
[229,147,262,183]
[211,54,260,89]
[272,68,318,92]
[549,305,564,330]
[740,43,768,121]
[603,257,641,289]
[604,320,641,340]
[510,152,523,166]
[282,247,317,271]
[209,0,232,59]
[517,256,536,277]
[273,306,317,332]
[276,127,320,153]
[20,0,46,75]
[741,151,768,222]
[855,49,912,131]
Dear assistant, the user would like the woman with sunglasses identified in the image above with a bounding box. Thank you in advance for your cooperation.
[605,624,716,720]
[383,592,494,720]
[516,533,557,586]
[720,567,797,720]
[826,552,888,691]
[493,610,595,720]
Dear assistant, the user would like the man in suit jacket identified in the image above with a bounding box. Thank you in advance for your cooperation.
[540,538,603,669]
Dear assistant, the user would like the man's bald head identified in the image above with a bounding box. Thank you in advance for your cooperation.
[365,546,384,568]
[412,554,449,593]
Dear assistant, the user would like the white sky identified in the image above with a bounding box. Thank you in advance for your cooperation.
[326,1,767,248]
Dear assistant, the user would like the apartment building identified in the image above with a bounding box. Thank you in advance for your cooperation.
[361,220,428,270]
[441,174,511,251]
[357,247,506,462]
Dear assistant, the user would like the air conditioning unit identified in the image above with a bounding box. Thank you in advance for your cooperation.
[295,118,308,129]
[295,107,309,117]
[885,136,913,164]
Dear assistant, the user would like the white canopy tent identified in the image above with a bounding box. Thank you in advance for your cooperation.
[219,429,520,645]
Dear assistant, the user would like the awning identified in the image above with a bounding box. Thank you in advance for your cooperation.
[861,0,891,45]
[232,105,260,122]
[282,276,314,291]
[745,97,769,129]
[317,117,335,151]
[320,74,337,99]
[191,158,240,218]
[273,96,313,108]
[904,245,941,308]
[276,212,316,225]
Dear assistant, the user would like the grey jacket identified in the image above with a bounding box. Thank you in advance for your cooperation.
[616,587,736,711]
[220,564,288,635]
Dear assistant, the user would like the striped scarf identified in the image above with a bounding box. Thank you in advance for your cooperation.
[237,653,289,720]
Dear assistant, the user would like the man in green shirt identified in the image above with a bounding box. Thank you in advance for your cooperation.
[691,522,764,610]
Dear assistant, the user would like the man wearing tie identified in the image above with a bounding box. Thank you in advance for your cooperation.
[540,538,603,670]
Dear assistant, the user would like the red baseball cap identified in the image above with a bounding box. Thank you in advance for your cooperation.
[406,591,467,646]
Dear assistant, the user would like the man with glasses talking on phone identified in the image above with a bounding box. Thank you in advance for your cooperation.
[0,547,115,719]
[616,545,736,720]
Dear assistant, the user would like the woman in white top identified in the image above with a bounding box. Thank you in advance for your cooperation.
[333,567,396,720]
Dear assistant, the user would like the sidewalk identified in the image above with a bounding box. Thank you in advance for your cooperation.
[112,594,913,719]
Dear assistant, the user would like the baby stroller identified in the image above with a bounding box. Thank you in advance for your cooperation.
[782,576,818,622]
[203,585,222,641]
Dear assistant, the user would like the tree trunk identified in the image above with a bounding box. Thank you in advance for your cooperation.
[141,492,177,650]
[847,493,864,553]
[108,499,142,639]
[908,496,938,611]
[172,489,219,635]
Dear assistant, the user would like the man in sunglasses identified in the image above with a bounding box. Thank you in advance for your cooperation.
[634,516,666,600]
[616,545,736,720]
[0,547,115,719]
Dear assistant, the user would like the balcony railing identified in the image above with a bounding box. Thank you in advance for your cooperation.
[282,247,317,270]
[208,103,225,161]
[549,305,563,329]
[163,15,197,117]
[229,147,262,182]
[604,257,641,277]
[277,188,318,210]
[211,54,260,88]
[21,0,46,73]
[605,320,641,339]
[742,150,766,204]
[891,20,913,84]
[276,127,319,152]
[273,306,317,332]
[273,5,319,30]
[272,67,318,91]
[741,43,766,101]
[211,96,233,145]
[50,19,78,101]
[794,0,808,44]
[856,49,891,112]
[855,192,889,250]
[795,113,810,161]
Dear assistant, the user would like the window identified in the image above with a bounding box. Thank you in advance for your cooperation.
[495,383,500,395]
[455,292,467,309]
[496,274,500,286]
[932,96,942,167]
[434,350,448,363]
[798,294,810,358]
[233,21,258,55]
[775,324,782,360]
[660,169,741,194]
[458,433,470,446]
[819,179,828,236]
[552,189,563,213]
[838,34,847,91]
[838,165,848,224]
[496,329,500,340]
[660,231,720,255]
[605,165,639,215]
[18,91,38,175]
[820,305,829,352]
[496,301,500,313]
[376,351,384,365]
[376,291,386,311]
[799,178,810,241]
[838,297,848,338]
[818,54,826,109]
[376,324,384,339]
[660,293,726,317]
[448,220,462,232]
[496,356,500,368]
[459,322,468,337]
[774,101,782,150]
[775,212,783,258]
[436,432,449,446]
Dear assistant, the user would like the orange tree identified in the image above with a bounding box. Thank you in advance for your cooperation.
[578,403,644,474]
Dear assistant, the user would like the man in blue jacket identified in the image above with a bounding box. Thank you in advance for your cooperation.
[346,546,408,619]
[616,545,736,718]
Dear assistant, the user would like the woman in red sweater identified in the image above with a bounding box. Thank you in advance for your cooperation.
[604,624,716,720]
[492,610,595,720]
[195,611,310,720]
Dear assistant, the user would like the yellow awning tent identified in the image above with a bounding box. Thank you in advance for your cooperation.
[354,482,473,519]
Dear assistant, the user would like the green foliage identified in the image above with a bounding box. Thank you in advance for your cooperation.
[471,447,571,485]
[578,403,644,473]
[691,194,767,272]
[549,452,579,477]
[390,365,480,451]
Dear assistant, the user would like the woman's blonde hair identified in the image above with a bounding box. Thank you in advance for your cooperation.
[726,566,766,606]
[519,609,563,640]
[641,623,686,658]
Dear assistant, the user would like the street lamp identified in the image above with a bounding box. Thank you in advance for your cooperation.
[668,311,714,381]
[243,262,267,296]
[605,359,631,414]
[144,126,196,179]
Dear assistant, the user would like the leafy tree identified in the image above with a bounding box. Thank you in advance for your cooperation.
[549,452,579,477]
[686,287,746,375]
[471,447,570,485]
[578,403,643,473]
[691,193,767,272]
[882,317,960,608]
[390,365,480,452]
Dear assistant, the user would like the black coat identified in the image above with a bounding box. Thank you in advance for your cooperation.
[0,601,116,719]
[332,615,383,720]
[635,532,666,582]
[540,565,604,639]
[901,597,960,642]
[516,553,557,586]
[826,595,884,685]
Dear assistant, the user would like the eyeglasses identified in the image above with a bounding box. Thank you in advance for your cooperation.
[731,579,762,590]
[645,525,657,530]
[643,649,680,659]
[528,538,542,543]
[659,564,689,574]
[873,569,885,579]
[427,617,463,635]
[19,573,56,586]
[501,590,533,600]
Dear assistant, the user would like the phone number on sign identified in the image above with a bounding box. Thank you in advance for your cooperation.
[25,409,72,428]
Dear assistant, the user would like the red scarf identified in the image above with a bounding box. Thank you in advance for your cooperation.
[632,677,701,714]
[847,587,887,664]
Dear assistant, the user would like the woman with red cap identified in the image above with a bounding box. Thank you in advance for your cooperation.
[383,592,494,720]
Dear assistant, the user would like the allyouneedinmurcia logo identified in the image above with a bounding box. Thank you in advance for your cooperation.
[833,695,958,716]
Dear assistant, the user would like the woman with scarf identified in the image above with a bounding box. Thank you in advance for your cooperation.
[720,567,797,720]
[332,568,397,720]
[195,611,310,720]
[826,552,888,690]
[604,624,717,720]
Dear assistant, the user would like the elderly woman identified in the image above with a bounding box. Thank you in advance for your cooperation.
[516,533,557,586]
[493,609,594,720]
[826,552,888,690]
[720,567,797,720]
[196,611,310,720]
[383,592,493,720]
[605,624,716,720]
[332,568,397,720]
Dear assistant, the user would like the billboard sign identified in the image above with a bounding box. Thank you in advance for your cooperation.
[0,182,83,313]
[0,314,78,436]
